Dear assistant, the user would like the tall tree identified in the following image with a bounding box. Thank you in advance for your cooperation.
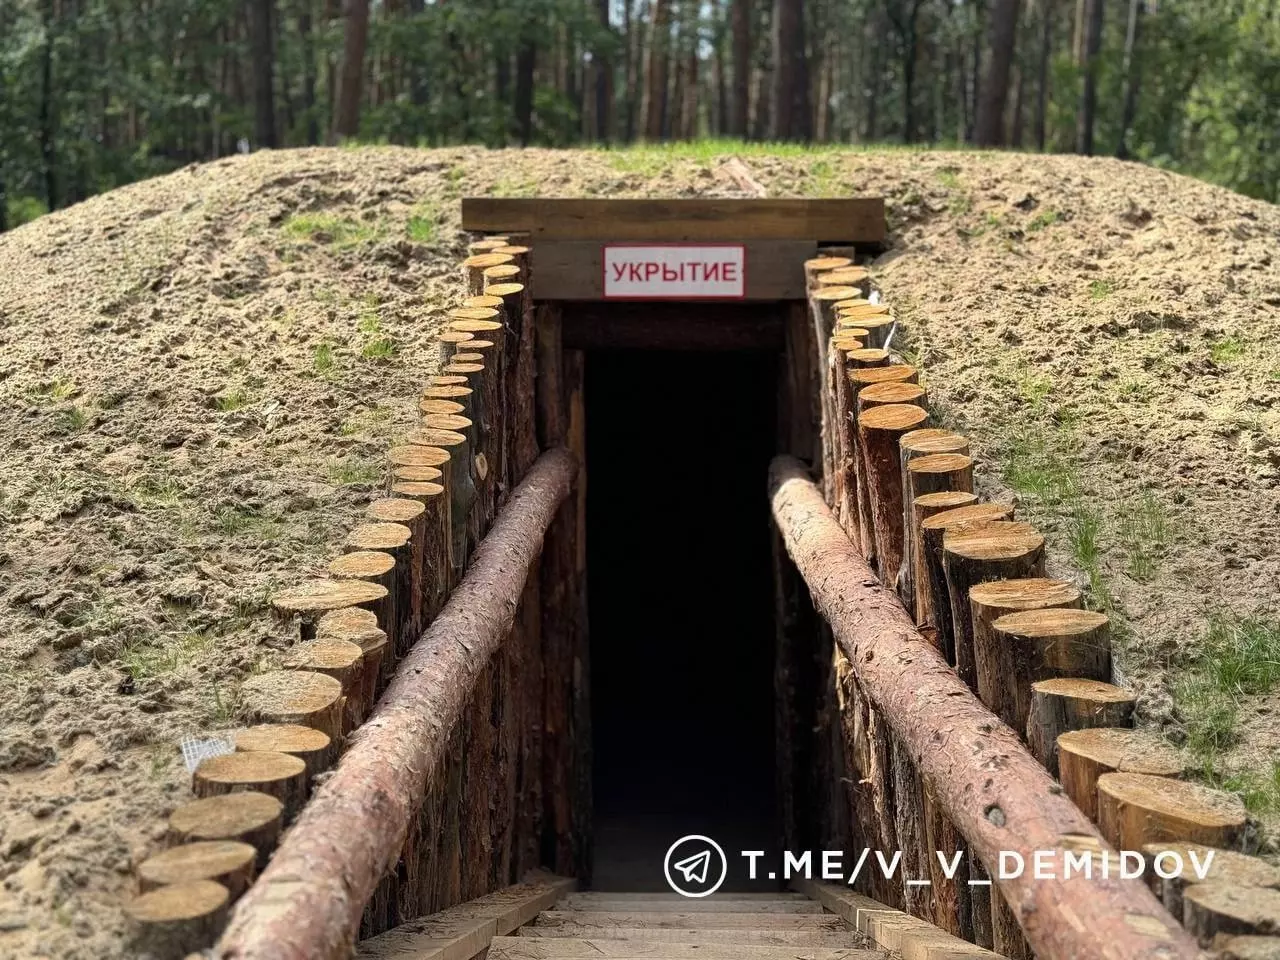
[595,0,613,141]
[515,35,537,145]
[1034,0,1054,150]
[975,0,1022,145]
[731,0,751,137]
[644,0,671,139]
[333,0,370,139]
[886,0,929,143]
[247,0,278,147]
[772,0,810,140]
[1076,0,1103,154]
[1116,0,1144,159]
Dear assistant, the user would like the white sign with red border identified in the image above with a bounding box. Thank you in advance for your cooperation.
[603,244,747,300]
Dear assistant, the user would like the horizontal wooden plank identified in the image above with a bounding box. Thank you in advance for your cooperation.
[552,900,824,914]
[357,875,575,958]
[530,240,814,301]
[462,199,885,243]
[519,927,862,947]
[564,893,813,903]
[793,881,999,960]
[488,935,881,959]
[535,912,847,930]
[561,302,784,352]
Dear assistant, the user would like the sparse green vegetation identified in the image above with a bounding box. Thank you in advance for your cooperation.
[122,632,211,680]
[1088,278,1115,300]
[313,341,336,374]
[407,200,440,244]
[1117,490,1172,582]
[55,406,89,433]
[1211,335,1246,364]
[327,458,380,486]
[282,212,383,249]
[935,167,961,189]
[1177,613,1280,810]
[1027,209,1062,232]
[216,388,249,412]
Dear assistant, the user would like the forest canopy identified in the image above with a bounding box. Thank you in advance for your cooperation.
[1,0,1278,233]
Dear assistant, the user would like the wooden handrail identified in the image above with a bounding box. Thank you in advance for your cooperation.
[768,455,1198,960]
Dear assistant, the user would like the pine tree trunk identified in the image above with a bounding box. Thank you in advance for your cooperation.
[731,0,750,136]
[975,0,1020,145]
[596,0,612,141]
[515,39,537,146]
[1035,0,1053,150]
[645,0,672,139]
[247,0,277,147]
[1077,0,1104,154]
[1116,0,1144,158]
[772,0,810,140]
[38,0,58,211]
[333,0,369,139]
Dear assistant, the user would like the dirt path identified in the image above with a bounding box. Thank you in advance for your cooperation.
[1,146,1277,958]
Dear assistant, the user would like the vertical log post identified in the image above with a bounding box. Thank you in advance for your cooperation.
[942,520,1047,692]
[1027,678,1136,775]
[857,403,930,587]
[1058,728,1185,820]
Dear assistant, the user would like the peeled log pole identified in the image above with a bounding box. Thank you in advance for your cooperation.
[214,449,576,960]
[766,457,1198,960]
[857,403,929,587]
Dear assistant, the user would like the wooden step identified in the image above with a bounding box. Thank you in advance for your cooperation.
[794,880,1000,960]
[357,874,574,959]
[520,926,858,946]
[557,899,825,914]
[535,911,847,930]
[564,892,811,904]
[489,934,883,959]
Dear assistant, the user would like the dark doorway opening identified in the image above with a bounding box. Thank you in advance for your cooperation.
[585,347,781,891]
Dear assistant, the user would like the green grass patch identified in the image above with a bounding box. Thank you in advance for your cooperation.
[406,200,440,244]
[1117,490,1172,582]
[1177,612,1280,775]
[122,632,212,680]
[935,167,962,190]
[313,341,336,375]
[1089,278,1115,300]
[327,458,380,486]
[1027,210,1062,232]
[216,389,249,412]
[1210,335,1246,364]
[282,212,382,249]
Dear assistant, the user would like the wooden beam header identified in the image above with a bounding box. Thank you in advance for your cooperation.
[461,198,885,244]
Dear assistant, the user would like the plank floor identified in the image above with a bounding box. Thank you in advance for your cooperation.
[356,880,887,960]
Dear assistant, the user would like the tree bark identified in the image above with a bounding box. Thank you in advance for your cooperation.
[515,34,537,146]
[1116,0,1144,159]
[1058,727,1184,820]
[975,0,1021,145]
[1026,677,1135,776]
[767,457,1200,960]
[645,0,672,139]
[333,0,369,139]
[595,0,613,141]
[772,0,811,140]
[1035,0,1053,150]
[1097,772,1247,852]
[1077,0,1104,154]
[246,0,277,147]
[731,0,751,136]
[214,450,576,959]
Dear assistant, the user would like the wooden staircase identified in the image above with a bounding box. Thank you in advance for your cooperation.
[357,877,1007,960]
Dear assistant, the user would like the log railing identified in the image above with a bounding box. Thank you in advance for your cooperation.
[778,256,1268,955]
[127,235,588,960]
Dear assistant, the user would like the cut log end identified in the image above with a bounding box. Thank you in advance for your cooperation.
[366,497,427,525]
[1058,727,1185,820]
[387,445,450,469]
[1097,771,1247,851]
[345,522,412,552]
[483,281,525,298]
[240,670,344,745]
[192,751,309,821]
[847,347,890,369]
[137,840,257,899]
[849,364,918,388]
[859,381,926,408]
[859,402,929,434]
[328,550,395,580]
[127,880,230,957]
[419,398,466,417]
[944,520,1045,562]
[271,580,387,618]
[167,793,283,867]
[1026,677,1135,775]
[1183,884,1280,944]
[901,429,969,457]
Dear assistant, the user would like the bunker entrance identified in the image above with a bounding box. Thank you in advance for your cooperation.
[583,341,782,891]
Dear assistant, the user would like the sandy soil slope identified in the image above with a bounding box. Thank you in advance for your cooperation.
[1,145,1277,958]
